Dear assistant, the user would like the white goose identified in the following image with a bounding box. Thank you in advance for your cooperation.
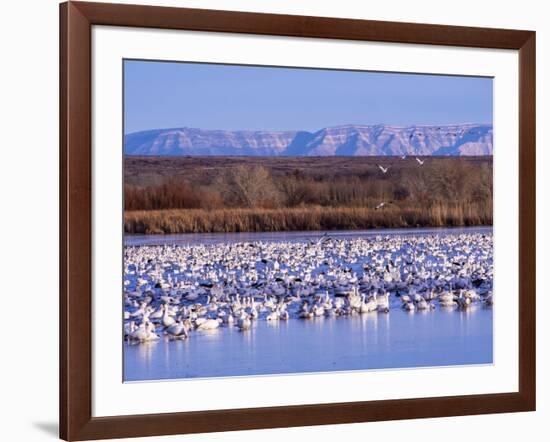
[377,292,390,313]
[360,294,378,313]
[161,305,176,328]
[166,319,189,340]
[129,321,159,343]
[237,312,252,331]
[266,310,280,321]
[197,318,222,330]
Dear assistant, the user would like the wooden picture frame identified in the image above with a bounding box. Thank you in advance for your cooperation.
[60,1,536,440]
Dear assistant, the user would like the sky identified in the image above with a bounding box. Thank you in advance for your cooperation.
[124,59,493,135]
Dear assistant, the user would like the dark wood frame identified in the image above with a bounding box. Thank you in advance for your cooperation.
[60,1,536,440]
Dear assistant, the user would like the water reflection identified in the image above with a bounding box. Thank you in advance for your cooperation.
[126,226,493,247]
[124,307,493,382]
[134,340,157,371]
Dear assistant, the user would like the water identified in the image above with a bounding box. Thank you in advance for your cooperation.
[125,226,492,246]
[124,307,492,381]
[123,226,493,382]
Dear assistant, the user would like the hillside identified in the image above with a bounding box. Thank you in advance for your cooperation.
[124,123,493,157]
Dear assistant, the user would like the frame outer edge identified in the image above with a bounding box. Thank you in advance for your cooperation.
[518,33,536,410]
[59,2,68,439]
[61,1,94,440]
[60,2,536,440]
[71,1,532,49]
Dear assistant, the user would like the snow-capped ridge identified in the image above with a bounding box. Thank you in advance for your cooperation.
[124,123,493,156]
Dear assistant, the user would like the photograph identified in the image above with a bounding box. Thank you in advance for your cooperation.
[122,59,494,382]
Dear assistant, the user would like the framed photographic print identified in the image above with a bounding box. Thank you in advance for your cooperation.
[60,1,536,440]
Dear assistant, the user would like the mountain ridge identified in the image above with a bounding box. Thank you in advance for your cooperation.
[124,123,493,156]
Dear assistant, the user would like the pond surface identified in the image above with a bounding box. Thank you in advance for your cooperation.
[125,226,493,246]
[124,306,492,381]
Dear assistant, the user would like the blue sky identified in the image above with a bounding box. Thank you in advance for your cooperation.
[124,59,493,134]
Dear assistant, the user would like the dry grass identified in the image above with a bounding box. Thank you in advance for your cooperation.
[125,204,492,234]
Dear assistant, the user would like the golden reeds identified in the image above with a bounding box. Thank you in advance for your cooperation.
[124,204,492,234]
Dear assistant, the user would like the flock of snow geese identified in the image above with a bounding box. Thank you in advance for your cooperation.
[124,232,493,344]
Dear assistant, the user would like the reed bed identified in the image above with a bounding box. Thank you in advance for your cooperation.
[125,204,492,234]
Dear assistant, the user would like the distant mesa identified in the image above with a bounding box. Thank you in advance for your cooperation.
[124,123,493,157]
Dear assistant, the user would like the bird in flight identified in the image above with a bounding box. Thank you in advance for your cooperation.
[401,155,407,160]
[309,232,332,246]
[415,157,425,166]
[375,201,392,210]
[378,165,390,174]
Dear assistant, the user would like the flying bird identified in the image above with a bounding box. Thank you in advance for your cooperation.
[375,202,392,210]
[309,232,332,246]
[378,165,390,174]
[400,155,407,160]
[415,157,425,166]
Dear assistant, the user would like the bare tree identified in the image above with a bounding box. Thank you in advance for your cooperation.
[404,168,432,208]
[217,165,282,208]
[279,174,308,207]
